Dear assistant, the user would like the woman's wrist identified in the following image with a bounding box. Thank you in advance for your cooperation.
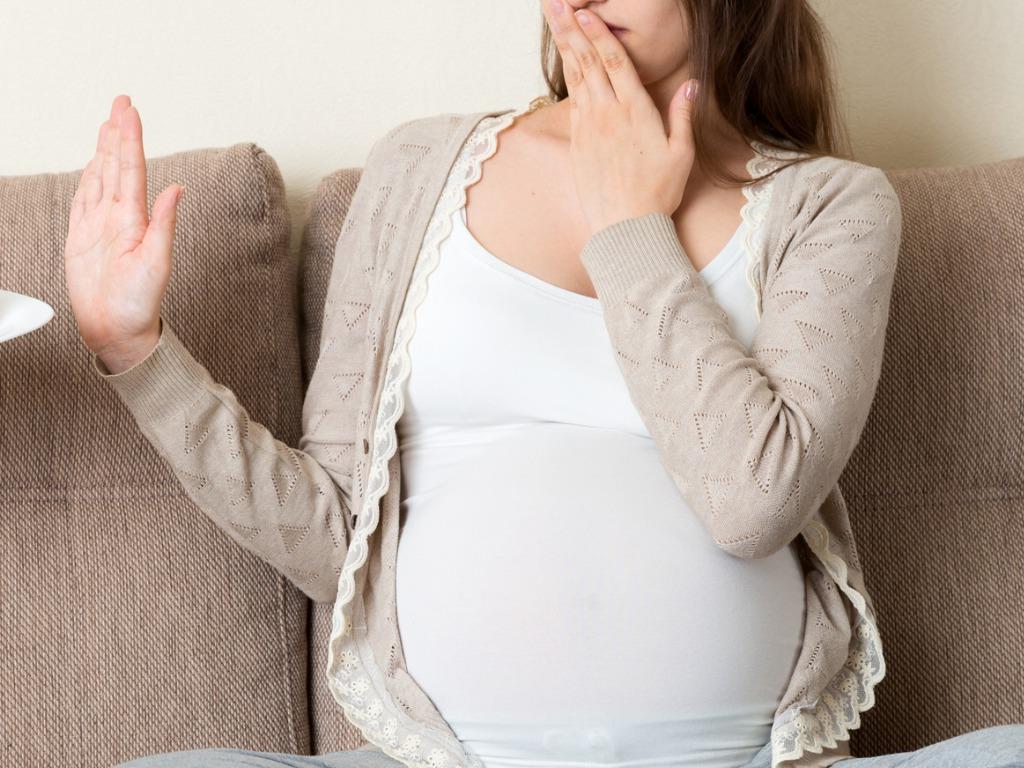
[95,319,163,375]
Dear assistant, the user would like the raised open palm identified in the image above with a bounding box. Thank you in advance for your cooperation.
[65,94,184,370]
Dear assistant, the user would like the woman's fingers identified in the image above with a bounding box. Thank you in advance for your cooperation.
[100,116,120,203]
[94,115,107,152]
[77,118,110,211]
[118,106,147,211]
[572,10,646,106]
[107,94,131,124]
[139,185,183,266]
[82,96,129,210]
[540,0,613,109]
[71,122,107,230]
[70,95,137,237]
[101,95,131,204]
[70,154,103,228]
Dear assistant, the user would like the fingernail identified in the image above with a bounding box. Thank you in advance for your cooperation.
[575,9,590,24]
[685,81,699,101]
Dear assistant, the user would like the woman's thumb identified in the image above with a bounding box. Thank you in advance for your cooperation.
[142,185,184,261]
[669,79,699,151]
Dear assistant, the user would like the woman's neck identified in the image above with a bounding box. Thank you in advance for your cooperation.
[524,96,757,187]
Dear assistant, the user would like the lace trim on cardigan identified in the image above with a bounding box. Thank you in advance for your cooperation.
[742,142,788,321]
[323,102,534,768]
[770,519,887,767]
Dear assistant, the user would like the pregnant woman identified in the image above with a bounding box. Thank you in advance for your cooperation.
[68,1,1024,767]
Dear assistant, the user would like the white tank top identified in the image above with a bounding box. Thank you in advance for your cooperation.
[393,201,806,768]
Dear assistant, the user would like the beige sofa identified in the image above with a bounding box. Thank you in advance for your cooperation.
[1,141,1021,767]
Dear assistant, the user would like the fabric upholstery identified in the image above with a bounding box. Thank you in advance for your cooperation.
[0,143,311,765]
[840,156,1024,757]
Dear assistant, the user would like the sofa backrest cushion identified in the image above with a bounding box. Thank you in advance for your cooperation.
[843,156,1024,756]
[0,143,313,764]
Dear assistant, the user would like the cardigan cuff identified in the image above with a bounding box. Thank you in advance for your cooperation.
[91,315,214,424]
[579,211,694,296]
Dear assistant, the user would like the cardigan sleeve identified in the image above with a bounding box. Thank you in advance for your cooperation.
[89,142,388,604]
[578,162,902,559]
[90,315,352,603]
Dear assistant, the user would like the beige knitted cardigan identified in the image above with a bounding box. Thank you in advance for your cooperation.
[92,99,902,768]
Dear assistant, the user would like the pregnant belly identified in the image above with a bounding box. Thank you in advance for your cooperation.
[395,422,806,765]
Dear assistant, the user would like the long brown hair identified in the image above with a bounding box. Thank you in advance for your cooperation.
[538,0,852,187]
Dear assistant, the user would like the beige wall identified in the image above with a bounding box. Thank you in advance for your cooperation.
[4,0,1021,250]
[813,0,1023,170]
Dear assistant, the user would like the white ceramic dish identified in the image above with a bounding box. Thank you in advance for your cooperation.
[0,289,55,343]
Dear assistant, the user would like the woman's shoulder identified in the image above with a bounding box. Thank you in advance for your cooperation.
[768,145,897,198]
[756,148,903,277]
[365,108,512,164]
[763,146,902,233]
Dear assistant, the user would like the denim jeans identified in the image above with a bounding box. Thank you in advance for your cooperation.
[115,724,1024,768]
